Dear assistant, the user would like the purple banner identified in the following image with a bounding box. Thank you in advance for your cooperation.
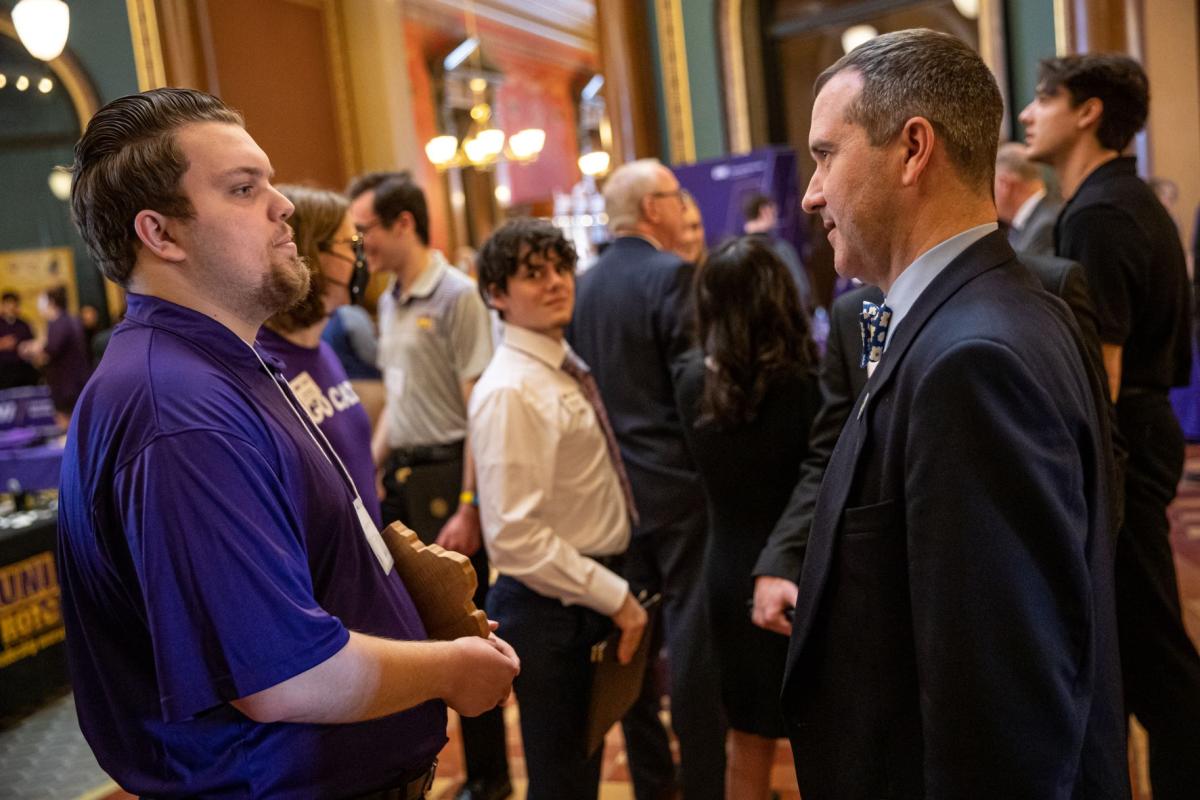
[0,386,55,433]
[672,146,805,254]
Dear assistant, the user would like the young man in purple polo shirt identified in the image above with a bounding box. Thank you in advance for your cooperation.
[59,87,519,799]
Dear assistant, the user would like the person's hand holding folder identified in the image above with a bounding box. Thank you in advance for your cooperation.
[611,590,649,664]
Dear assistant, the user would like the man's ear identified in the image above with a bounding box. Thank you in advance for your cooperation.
[639,195,657,226]
[1076,97,1104,133]
[132,210,187,263]
[387,211,412,236]
[485,283,507,315]
[898,116,936,188]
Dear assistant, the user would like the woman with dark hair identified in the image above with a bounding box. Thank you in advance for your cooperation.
[672,236,821,798]
[255,185,382,526]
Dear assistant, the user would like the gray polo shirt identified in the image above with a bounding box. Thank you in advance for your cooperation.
[377,250,493,448]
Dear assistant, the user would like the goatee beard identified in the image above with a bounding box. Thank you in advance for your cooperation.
[258,254,311,317]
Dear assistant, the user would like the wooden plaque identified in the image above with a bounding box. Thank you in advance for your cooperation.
[382,522,489,640]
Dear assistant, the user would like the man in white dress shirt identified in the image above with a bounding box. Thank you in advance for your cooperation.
[469,218,647,800]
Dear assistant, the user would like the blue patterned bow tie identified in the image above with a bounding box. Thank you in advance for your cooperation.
[860,301,893,368]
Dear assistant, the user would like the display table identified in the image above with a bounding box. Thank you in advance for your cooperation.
[0,512,67,719]
[0,439,64,493]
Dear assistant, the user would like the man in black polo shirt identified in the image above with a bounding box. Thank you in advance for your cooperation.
[1022,54,1200,799]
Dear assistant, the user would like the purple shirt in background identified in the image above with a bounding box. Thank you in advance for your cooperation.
[58,293,445,799]
[44,313,91,412]
[258,328,382,527]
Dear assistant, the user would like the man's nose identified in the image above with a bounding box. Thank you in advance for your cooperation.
[801,174,823,215]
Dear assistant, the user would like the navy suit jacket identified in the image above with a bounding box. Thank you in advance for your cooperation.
[566,236,704,534]
[781,232,1127,799]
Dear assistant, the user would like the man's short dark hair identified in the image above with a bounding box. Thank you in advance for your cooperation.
[1,291,18,304]
[71,88,244,286]
[476,218,576,313]
[815,28,1003,190]
[346,171,429,245]
[1036,54,1148,152]
[742,193,773,222]
[44,285,68,311]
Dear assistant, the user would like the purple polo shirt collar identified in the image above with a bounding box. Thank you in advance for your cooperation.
[123,291,287,373]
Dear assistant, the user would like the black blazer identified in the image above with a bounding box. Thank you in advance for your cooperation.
[566,236,704,534]
[755,254,1110,582]
[782,232,1127,799]
[753,283,882,581]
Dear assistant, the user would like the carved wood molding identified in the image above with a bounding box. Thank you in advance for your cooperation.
[654,0,695,164]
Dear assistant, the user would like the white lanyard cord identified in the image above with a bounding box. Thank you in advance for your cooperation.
[251,347,364,506]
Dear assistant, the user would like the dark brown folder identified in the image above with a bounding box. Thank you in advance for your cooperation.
[584,592,662,757]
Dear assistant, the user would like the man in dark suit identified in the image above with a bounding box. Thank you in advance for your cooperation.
[995,142,1061,257]
[567,159,725,800]
[781,29,1127,798]
[752,258,1110,634]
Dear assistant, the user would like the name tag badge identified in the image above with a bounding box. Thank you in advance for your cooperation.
[385,366,406,398]
[355,497,394,574]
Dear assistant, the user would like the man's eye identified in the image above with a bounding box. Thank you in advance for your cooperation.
[233,185,253,197]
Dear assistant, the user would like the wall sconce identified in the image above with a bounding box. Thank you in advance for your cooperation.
[12,0,70,61]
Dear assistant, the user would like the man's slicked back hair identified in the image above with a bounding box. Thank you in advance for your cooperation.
[815,28,1003,191]
[1036,54,1148,152]
[71,88,244,286]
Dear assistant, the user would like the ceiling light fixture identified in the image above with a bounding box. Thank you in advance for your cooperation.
[424,2,544,171]
[12,0,70,61]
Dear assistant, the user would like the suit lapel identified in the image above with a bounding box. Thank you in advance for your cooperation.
[783,231,1016,686]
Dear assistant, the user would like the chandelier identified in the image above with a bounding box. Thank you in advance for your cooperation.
[423,3,545,171]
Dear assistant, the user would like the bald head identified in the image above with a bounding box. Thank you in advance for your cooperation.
[604,158,686,249]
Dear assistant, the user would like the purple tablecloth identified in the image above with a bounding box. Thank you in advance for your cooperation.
[0,442,63,492]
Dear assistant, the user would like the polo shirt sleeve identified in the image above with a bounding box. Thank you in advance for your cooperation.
[448,288,494,382]
[1058,205,1146,346]
[113,428,350,722]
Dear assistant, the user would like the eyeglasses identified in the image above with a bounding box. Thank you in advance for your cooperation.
[650,189,684,204]
[320,232,365,265]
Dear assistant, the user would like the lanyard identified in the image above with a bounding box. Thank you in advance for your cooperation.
[250,347,362,505]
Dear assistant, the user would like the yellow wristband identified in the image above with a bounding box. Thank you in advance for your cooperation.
[459,490,478,507]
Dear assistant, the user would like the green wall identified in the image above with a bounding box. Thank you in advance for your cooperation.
[0,0,140,319]
[681,0,726,161]
[1004,0,1057,138]
[647,0,728,165]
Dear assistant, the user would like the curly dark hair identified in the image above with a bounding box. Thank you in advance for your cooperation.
[694,236,816,429]
[1035,54,1148,152]
[476,218,577,317]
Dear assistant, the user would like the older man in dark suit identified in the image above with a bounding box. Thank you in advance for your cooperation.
[781,29,1127,798]
[995,142,1061,257]
[567,159,725,800]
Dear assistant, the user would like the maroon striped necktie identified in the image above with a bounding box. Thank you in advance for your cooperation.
[561,351,640,526]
